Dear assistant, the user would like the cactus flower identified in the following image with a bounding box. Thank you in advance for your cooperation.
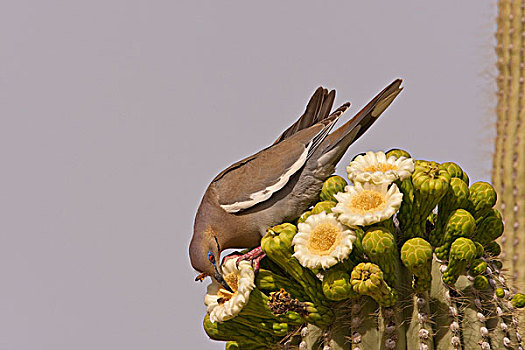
[293,212,355,270]
[346,150,415,184]
[333,182,403,226]
[205,259,255,323]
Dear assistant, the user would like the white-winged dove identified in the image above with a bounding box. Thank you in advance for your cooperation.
[190,80,403,289]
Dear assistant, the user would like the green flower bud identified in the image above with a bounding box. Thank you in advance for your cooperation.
[474,209,504,245]
[473,275,489,290]
[311,201,337,215]
[511,293,525,308]
[442,237,478,285]
[322,269,355,301]
[362,228,398,285]
[431,177,469,247]
[350,262,397,307]
[402,161,451,237]
[474,241,484,259]
[484,242,502,257]
[386,148,412,159]
[493,260,503,270]
[467,182,497,218]
[320,175,347,202]
[469,259,487,276]
[226,341,266,350]
[400,238,433,292]
[441,161,469,185]
[434,209,476,260]
[297,210,312,224]
[495,288,506,298]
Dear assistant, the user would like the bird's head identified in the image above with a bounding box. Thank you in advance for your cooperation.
[189,227,233,292]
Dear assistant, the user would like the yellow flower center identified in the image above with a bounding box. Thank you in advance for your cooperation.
[363,163,398,173]
[307,222,341,255]
[349,190,386,214]
[217,273,239,304]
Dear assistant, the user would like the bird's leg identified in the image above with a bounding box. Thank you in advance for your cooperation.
[236,246,266,273]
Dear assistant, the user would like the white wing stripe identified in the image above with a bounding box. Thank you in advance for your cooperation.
[220,143,311,213]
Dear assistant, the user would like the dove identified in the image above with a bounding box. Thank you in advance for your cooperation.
[189,80,403,291]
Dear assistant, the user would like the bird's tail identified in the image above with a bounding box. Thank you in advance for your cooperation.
[309,79,403,174]
[273,87,337,144]
[324,79,403,153]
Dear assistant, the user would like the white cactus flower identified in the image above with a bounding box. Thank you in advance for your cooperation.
[204,259,255,323]
[292,212,355,270]
[333,182,403,226]
[346,151,415,184]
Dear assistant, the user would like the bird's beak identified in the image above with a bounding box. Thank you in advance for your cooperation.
[214,272,234,293]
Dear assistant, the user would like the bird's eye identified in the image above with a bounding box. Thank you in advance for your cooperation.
[207,250,216,265]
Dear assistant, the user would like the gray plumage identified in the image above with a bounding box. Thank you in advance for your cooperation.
[190,80,403,281]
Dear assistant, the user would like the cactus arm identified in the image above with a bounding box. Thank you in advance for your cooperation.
[406,292,434,350]
[486,263,523,349]
[351,297,382,350]
[429,258,460,350]
[453,276,492,349]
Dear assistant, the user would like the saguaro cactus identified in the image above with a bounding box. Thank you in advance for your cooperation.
[493,0,525,288]
[202,150,525,349]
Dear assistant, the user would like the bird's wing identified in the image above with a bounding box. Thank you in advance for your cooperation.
[273,87,336,144]
[212,108,347,213]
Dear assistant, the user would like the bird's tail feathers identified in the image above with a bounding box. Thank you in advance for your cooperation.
[274,87,336,144]
[324,79,403,152]
[307,102,351,160]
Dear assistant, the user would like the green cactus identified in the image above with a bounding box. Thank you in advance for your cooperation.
[469,259,487,276]
[441,161,469,185]
[202,153,525,349]
[400,238,433,292]
[474,208,504,246]
[320,175,347,202]
[322,268,355,301]
[399,160,451,238]
[473,275,489,290]
[434,209,476,260]
[511,293,525,308]
[442,237,478,285]
[386,148,411,159]
[350,262,397,307]
[467,181,497,218]
[361,228,398,285]
[311,200,336,215]
[430,177,469,246]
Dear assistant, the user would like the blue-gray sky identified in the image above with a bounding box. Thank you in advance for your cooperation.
[1,1,496,349]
